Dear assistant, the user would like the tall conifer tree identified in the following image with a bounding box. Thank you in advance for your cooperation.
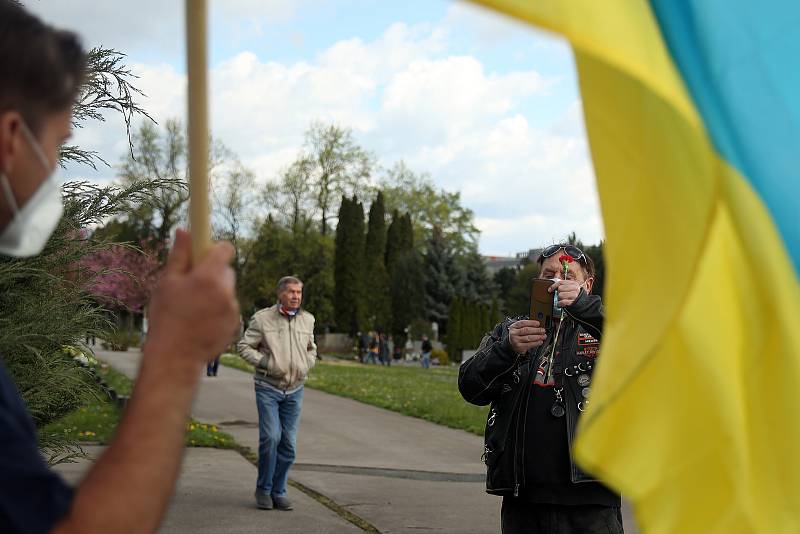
[364,192,392,330]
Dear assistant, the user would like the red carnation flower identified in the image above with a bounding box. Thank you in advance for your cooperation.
[558,254,574,263]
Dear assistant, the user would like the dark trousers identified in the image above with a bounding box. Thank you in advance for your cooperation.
[501,498,624,534]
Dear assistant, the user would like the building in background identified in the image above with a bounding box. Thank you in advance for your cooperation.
[483,248,542,275]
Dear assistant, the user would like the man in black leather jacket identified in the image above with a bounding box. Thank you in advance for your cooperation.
[458,244,623,533]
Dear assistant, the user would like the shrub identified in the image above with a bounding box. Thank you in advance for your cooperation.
[409,318,434,340]
[431,347,449,366]
[2,47,155,465]
[100,328,141,351]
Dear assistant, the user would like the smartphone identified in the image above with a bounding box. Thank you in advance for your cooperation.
[530,278,554,330]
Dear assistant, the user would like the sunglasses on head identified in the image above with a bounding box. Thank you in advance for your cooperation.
[541,244,586,263]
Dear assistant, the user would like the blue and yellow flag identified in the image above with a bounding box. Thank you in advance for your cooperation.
[469,1,800,532]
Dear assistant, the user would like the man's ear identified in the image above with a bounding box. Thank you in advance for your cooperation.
[584,277,594,294]
[0,111,23,173]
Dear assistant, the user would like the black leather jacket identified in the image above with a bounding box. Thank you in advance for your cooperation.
[458,289,604,497]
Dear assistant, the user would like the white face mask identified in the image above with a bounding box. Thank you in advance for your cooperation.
[0,121,63,257]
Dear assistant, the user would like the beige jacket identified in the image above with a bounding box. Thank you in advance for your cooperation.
[237,305,317,390]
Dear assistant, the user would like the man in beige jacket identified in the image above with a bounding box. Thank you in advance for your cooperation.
[238,276,317,511]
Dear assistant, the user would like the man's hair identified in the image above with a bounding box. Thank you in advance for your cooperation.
[276,276,303,294]
[536,243,596,278]
[0,1,87,133]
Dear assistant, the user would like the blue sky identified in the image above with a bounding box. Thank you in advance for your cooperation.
[29,0,603,255]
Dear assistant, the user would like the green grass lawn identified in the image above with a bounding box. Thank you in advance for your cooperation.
[42,363,237,449]
[220,354,489,435]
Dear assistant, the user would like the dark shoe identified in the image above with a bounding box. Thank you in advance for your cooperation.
[272,495,293,511]
[255,490,273,510]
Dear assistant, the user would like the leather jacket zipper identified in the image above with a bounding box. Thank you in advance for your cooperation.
[513,361,532,498]
[564,378,591,483]
[561,320,595,484]
[560,320,580,483]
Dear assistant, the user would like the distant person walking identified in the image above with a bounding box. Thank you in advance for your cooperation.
[238,276,317,512]
[421,335,433,369]
[379,332,390,366]
[388,335,397,364]
[206,355,220,377]
[357,331,368,363]
[365,332,379,364]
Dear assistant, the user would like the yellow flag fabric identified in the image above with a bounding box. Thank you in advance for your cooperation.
[468,1,800,532]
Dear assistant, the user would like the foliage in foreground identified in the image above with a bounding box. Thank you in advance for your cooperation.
[41,364,237,452]
[1,45,158,464]
[2,179,172,463]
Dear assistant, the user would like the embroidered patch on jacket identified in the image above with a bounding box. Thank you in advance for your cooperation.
[576,332,600,358]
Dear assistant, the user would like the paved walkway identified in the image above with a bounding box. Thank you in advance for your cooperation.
[55,446,360,534]
[90,349,638,533]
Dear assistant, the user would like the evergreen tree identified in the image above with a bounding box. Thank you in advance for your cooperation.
[423,226,457,330]
[365,192,387,260]
[334,196,351,324]
[493,266,518,315]
[334,196,366,334]
[462,300,472,354]
[479,304,490,344]
[238,213,336,327]
[457,250,494,302]
[297,235,335,329]
[465,301,479,349]
[584,241,605,298]
[390,249,424,339]
[446,297,463,360]
[384,209,402,272]
[239,215,286,313]
[364,192,392,330]
[351,199,366,332]
[399,213,414,251]
[489,297,502,329]
[387,210,424,340]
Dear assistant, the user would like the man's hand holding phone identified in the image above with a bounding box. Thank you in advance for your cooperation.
[508,320,547,354]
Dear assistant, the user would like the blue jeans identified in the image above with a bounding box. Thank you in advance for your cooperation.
[421,352,431,369]
[255,383,304,496]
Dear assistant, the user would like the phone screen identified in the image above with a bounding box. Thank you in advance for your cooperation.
[530,278,554,330]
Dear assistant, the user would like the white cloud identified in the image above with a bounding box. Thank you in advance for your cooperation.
[27,0,319,56]
[27,1,183,57]
[444,1,544,45]
[52,3,603,253]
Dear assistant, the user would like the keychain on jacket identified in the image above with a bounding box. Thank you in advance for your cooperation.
[551,381,566,418]
[533,336,556,387]
[532,338,566,417]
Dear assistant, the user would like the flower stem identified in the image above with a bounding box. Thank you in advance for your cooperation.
[545,309,565,383]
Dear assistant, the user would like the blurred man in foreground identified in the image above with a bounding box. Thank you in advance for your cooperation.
[0,3,240,532]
